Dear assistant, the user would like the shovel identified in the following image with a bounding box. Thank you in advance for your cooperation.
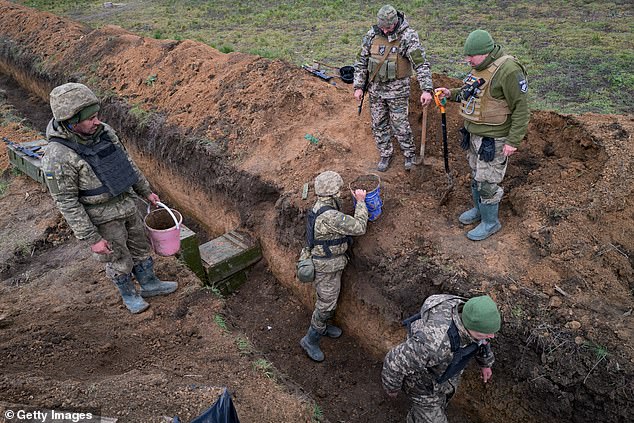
[434,91,454,205]
[413,106,428,165]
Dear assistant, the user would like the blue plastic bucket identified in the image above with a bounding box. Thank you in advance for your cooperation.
[350,174,382,221]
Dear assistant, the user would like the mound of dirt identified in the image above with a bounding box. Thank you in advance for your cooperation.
[0,2,632,422]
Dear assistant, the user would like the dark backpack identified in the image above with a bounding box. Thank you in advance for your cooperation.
[306,206,352,258]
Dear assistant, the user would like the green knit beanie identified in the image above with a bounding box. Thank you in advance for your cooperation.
[67,103,100,124]
[462,295,501,333]
[464,29,495,56]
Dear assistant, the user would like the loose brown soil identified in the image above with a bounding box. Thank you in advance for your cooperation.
[0,2,632,423]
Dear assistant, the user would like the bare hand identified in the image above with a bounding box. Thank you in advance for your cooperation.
[354,88,364,102]
[502,144,517,156]
[481,367,493,383]
[351,189,367,202]
[147,192,160,206]
[91,238,112,255]
[435,87,451,99]
[420,91,433,106]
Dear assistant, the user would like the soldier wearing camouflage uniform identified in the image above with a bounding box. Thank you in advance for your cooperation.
[300,171,369,362]
[437,30,529,241]
[382,295,501,423]
[42,83,177,314]
[353,4,433,172]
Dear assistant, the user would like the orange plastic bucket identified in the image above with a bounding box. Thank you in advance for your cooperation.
[144,202,182,256]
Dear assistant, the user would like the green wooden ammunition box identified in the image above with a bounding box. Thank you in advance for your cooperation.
[199,230,261,293]
[7,139,48,186]
[176,224,207,282]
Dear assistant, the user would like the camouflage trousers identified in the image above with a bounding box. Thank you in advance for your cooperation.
[369,95,415,158]
[310,270,343,333]
[406,382,456,423]
[95,212,151,279]
[466,134,509,204]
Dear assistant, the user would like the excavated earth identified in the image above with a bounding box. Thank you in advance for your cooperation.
[1,2,633,422]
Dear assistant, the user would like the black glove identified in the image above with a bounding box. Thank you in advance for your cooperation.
[459,127,470,150]
[478,137,496,162]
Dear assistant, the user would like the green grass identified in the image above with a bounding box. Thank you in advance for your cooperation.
[252,358,275,379]
[0,180,8,197]
[213,314,229,332]
[16,0,634,114]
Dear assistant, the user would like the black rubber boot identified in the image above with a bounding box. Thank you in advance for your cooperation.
[133,257,178,298]
[325,324,342,338]
[112,273,150,314]
[300,326,325,362]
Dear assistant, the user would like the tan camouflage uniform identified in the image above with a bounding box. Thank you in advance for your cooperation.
[382,295,495,423]
[42,120,153,278]
[353,10,433,159]
[309,197,368,333]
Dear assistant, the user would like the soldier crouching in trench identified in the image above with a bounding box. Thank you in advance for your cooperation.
[382,294,501,423]
[41,83,177,314]
[300,171,369,362]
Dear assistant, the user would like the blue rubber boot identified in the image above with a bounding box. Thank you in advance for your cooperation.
[113,273,150,314]
[459,180,481,225]
[325,324,342,339]
[300,326,325,362]
[133,257,178,298]
[467,202,501,241]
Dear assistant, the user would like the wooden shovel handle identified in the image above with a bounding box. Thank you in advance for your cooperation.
[420,106,428,158]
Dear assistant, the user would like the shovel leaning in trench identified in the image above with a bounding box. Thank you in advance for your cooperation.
[413,106,428,166]
[434,91,454,205]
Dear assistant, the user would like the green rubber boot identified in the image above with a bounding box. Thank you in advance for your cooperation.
[325,324,342,339]
[133,257,178,298]
[459,180,481,225]
[467,202,501,241]
[113,273,150,314]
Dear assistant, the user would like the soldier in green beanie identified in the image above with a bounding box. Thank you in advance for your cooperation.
[353,4,434,172]
[42,83,178,314]
[437,29,529,241]
[382,294,501,422]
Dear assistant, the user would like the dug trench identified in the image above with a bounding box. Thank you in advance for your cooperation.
[1,3,633,422]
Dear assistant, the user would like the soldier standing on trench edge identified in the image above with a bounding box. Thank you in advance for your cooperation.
[353,4,433,172]
[42,82,177,314]
[300,171,369,362]
[382,294,500,423]
[436,29,529,241]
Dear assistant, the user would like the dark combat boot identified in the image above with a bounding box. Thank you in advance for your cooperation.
[377,156,392,172]
[112,273,150,314]
[325,324,342,338]
[133,257,178,298]
[300,326,325,362]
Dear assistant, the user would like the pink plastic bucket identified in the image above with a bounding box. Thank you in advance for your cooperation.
[144,202,182,256]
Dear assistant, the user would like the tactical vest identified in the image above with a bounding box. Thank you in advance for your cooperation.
[403,304,484,384]
[49,132,139,198]
[367,31,413,83]
[459,55,518,125]
[306,205,352,259]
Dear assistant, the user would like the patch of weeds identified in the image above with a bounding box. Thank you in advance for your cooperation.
[0,180,8,197]
[219,45,234,54]
[511,305,524,319]
[252,358,275,379]
[235,336,253,356]
[145,74,157,86]
[202,284,224,298]
[153,30,164,39]
[129,103,151,128]
[311,403,324,423]
[213,314,229,332]
[582,341,609,384]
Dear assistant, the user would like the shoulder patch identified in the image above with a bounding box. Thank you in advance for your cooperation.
[517,73,528,93]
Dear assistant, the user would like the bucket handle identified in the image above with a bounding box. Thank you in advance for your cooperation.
[147,201,181,230]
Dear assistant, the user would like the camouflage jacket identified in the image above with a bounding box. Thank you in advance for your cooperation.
[310,197,368,273]
[353,12,432,99]
[382,295,495,397]
[42,119,152,244]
